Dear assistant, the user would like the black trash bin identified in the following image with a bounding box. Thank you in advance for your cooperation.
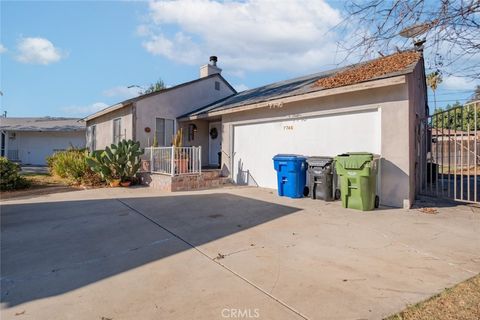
[306,157,337,201]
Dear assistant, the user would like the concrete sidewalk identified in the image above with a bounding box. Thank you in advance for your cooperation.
[1,186,479,319]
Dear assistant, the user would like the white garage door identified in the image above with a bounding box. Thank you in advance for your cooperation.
[232,109,381,188]
[17,132,85,165]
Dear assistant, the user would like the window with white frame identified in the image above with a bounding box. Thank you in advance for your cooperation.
[155,118,175,146]
[113,118,122,144]
[88,125,96,151]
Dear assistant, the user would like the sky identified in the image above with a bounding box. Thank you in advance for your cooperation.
[1,0,479,118]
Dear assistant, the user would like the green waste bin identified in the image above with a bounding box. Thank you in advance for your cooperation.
[334,152,379,211]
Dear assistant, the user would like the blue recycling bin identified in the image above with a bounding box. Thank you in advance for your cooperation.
[273,154,307,198]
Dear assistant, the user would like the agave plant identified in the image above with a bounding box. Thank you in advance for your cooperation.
[86,140,144,183]
[172,128,183,148]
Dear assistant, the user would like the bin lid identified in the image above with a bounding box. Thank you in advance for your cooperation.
[335,153,373,169]
[273,154,306,161]
[306,156,333,167]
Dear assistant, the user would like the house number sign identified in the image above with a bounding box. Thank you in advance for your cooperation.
[267,101,284,109]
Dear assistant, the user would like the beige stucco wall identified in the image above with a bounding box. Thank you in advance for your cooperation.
[407,58,428,202]
[86,105,133,150]
[220,82,416,208]
[135,75,234,148]
[85,75,234,150]
[179,120,210,165]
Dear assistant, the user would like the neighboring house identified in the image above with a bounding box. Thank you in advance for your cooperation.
[0,117,86,165]
[83,56,236,166]
[178,51,427,208]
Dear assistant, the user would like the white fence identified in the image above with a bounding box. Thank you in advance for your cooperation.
[144,146,202,176]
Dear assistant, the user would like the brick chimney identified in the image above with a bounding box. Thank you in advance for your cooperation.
[200,56,222,78]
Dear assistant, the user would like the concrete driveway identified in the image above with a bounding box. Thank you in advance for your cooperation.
[1,187,479,320]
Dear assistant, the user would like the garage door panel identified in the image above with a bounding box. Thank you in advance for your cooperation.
[233,110,380,189]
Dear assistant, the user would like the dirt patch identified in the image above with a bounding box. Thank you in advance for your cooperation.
[314,51,421,90]
[385,274,480,320]
[419,207,438,214]
[0,173,80,200]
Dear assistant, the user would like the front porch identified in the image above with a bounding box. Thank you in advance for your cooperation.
[138,146,230,191]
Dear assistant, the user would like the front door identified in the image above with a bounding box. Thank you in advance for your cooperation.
[209,122,222,166]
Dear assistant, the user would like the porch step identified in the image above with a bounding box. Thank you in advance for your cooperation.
[137,171,231,192]
[172,174,230,191]
[201,169,223,180]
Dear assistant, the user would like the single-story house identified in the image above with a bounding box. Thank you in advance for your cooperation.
[179,51,427,208]
[85,51,427,208]
[0,117,86,165]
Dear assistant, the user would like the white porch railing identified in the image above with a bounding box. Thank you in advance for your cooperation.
[144,146,202,176]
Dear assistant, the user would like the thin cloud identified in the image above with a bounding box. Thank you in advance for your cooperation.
[62,102,108,116]
[103,86,141,99]
[0,44,7,54]
[442,76,479,91]
[16,37,63,65]
[233,83,249,92]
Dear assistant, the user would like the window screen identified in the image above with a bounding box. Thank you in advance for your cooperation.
[155,118,175,146]
[113,118,122,144]
[165,119,174,145]
[88,125,96,151]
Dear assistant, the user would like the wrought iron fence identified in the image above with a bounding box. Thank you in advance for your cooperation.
[418,100,479,204]
[144,146,202,176]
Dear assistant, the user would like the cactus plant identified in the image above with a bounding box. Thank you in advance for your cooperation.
[86,139,144,184]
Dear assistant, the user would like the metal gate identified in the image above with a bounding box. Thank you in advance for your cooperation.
[418,100,479,204]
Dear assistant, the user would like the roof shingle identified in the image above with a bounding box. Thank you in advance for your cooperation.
[0,117,85,132]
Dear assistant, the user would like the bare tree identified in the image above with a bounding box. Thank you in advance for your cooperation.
[471,85,480,102]
[340,0,480,78]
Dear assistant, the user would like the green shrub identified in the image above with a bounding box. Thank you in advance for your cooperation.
[48,148,103,185]
[0,157,30,191]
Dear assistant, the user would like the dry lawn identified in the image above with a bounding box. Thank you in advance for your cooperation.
[0,173,80,200]
[386,274,480,320]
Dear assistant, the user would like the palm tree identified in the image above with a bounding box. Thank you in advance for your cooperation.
[426,71,443,112]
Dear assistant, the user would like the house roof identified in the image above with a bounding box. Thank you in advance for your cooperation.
[0,117,85,132]
[84,73,236,121]
[182,51,421,119]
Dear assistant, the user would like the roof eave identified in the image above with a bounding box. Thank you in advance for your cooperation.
[83,102,128,122]
[179,74,407,121]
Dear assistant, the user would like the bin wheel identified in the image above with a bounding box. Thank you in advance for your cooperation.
[334,189,341,200]
[303,186,309,197]
[374,195,380,208]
